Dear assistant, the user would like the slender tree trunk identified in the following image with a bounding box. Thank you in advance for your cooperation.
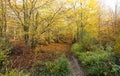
[31,12,39,48]
[0,0,7,40]
[98,14,101,47]
[80,2,84,43]
[23,0,29,45]
[115,0,118,35]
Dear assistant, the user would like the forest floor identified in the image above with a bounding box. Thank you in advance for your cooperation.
[8,41,84,76]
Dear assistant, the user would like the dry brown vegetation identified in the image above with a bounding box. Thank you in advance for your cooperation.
[8,41,71,71]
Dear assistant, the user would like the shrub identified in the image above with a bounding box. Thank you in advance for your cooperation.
[71,31,120,76]
[113,37,120,65]
[77,51,120,76]
[0,70,29,76]
[113,37,120,55]
[0,70,18,76]
[0,52,7,71]
[0,41,12,71]
[71,32,97,54]
[31,55,70,76]
[71,43,82,55]
[110,64,120,76]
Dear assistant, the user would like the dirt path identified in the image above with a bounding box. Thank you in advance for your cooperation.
[68,55,85,76]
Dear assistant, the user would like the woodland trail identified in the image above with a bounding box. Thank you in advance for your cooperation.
[68,55,85,76]
[9,41,85,75]
[37,43,85,76]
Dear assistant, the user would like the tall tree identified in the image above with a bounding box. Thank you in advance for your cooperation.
[0,0,7,39]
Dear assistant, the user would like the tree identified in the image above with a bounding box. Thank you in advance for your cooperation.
[66,0,100,42]
[0,0,7,39]
[8,0,64,47]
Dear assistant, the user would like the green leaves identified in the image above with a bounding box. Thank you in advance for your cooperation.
[32,55,70,76]
[72,44,120,76]
[77,51,119,76]
[0,41,12,71]
[71,33,120,76]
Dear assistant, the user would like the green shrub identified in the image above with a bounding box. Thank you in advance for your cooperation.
[32,55,70,76]
[71,42,97,55]
[0,70,29,76]
[71,43,82,55]
[0,52,7,70]
[113,37,120,55]
[71,31,120,76]
[0,41,12,71]
[0,70,17,76]
[113,37,120,65]
[110,64,120,76]
[78,51,120,76]
[71,32,97,54]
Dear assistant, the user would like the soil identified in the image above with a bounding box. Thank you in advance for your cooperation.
[68,55,85,76]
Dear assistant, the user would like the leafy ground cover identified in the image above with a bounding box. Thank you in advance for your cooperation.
[0,41,72,76]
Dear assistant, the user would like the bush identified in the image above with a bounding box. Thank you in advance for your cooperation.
[0,70,17,76]
[77,51,120,76]
[113,37,120,55]
[71,32,97,54]
[71,42,97,56]
[0,41,12,71]
[0,70,29,76]
[71,30,120,76]
[113,37,120,65]
[71,43,82,55]
[31,55,70,76]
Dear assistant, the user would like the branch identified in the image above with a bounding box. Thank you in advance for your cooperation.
[8,0,24,26]
[40,5,63,35]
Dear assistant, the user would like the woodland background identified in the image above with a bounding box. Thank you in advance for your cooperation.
[0,0,120,76]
